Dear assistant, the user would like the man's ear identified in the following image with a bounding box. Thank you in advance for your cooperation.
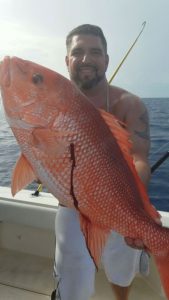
[105,54,109,71]
[65,56,69,68]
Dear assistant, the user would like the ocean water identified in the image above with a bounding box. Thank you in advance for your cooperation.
[144,98,169,212]
[0,98,169,211]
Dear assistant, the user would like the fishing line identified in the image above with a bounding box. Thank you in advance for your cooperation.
[107,21,169,174]
[34,21,167,194]
[109,21,146,84]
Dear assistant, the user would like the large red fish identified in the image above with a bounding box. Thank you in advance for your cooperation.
[0,56,169,298]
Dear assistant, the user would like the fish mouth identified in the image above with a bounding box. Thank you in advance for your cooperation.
[0,56,11,87]
[0,56,26,88]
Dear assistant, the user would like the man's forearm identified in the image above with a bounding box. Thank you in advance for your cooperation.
[134,160,151,188]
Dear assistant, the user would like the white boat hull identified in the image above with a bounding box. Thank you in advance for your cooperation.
[0,186,168,299]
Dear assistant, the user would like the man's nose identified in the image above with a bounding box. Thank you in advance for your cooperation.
[81,53,92,63]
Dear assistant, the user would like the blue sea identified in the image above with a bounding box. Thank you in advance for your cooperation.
[0,98,169,211]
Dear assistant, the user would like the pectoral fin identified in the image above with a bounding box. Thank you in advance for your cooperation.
[31,128,72,157]
[12,154,36,196]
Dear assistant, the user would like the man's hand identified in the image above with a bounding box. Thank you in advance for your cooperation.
[124,237,147,250]
[125,213,162,250]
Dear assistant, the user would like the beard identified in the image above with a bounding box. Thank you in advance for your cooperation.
[70,64,105,90]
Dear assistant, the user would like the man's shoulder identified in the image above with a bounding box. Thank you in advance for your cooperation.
[109,85,145,108]
[108,85,148,122]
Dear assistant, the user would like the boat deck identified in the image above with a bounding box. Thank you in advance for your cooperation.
[0,248,166,300]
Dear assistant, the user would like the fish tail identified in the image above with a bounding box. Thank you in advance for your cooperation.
[154,253,169,299]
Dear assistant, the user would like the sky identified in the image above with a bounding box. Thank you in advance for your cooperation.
[0,0,169,97]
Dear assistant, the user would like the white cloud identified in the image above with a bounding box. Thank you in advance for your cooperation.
[0,20,68,77]
[0,0,169,96]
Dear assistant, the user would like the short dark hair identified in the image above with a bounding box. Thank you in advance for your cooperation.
[66,24,107,53]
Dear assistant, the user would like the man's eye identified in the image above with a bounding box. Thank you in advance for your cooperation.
[72,50,82,56]
[92,50,102,55]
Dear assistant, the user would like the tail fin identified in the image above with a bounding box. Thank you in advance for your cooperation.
[154,253,169,299]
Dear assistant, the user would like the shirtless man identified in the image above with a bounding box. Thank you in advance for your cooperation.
[52,24,152,300]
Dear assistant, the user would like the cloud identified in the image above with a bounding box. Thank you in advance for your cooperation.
[0,20,68,76]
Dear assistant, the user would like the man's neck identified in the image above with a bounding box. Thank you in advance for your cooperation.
[80,78,109,109]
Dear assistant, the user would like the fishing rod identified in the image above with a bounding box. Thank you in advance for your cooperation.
[32,150,169,196]
[107,21,169,174]
[150,141,169,174]
[33,21,167,196]
[109,21,146,84]
[32,183,43,196]
[33,23,147,196]
[151,151,169,174]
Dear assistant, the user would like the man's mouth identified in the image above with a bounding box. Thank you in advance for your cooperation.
[78,65,96,72]
[77,66,97,78]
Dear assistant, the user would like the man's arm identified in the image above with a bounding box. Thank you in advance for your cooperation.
[124,95,150,184]
[123,95,161,249]
[130,99,151,186]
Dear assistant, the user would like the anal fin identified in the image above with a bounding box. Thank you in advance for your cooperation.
[79,213,110,268]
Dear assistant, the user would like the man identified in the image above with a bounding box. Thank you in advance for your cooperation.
[52,24,153,300]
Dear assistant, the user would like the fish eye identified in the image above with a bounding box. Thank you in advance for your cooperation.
[32,73,44,84]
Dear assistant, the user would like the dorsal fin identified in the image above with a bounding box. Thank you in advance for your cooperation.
[99,108,132,159]
[99,109,160,221]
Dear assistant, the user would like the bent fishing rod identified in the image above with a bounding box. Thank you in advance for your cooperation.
[33,21,168,196]
[109,21,146,84]
[108,21,169,174]
[32,151,169,195]
[151,151,169,174]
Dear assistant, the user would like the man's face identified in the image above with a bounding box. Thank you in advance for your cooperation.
[66,34,109,90]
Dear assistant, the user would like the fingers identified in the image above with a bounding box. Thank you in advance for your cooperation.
[124,237,148,250]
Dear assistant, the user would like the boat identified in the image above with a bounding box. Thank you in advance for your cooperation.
[0,186,168,300]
